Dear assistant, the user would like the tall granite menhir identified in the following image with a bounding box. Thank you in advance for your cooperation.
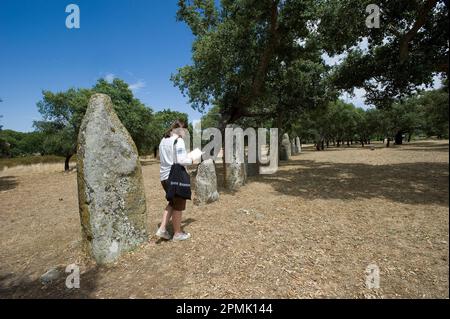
[77,94,148,264]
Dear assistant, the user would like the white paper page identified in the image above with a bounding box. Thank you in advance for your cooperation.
[189,148,204,162]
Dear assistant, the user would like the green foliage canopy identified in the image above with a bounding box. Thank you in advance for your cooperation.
[33,79,156,169]
[320,0,449,107]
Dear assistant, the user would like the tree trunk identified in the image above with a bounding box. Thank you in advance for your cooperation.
[394,131,403,145]
[65,154,72,171]
[386,138,391,148]
[315,143,320,151]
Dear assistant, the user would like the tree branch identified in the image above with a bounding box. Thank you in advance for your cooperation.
[249,0,280,100]
[399,0,438,63]
[240,110,274,118]
[232,0,280,122]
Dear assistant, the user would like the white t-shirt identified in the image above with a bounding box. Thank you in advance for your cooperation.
[159,135,192,181]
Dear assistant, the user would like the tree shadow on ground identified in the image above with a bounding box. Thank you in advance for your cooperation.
[312,145,379,152]
[0,176,18,191]
[391,143,450,153]
[253,160,449,207]
[404,141,448,147]
[140,160,159,166]
[0,266,102,299]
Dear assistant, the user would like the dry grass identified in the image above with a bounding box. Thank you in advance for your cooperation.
[0,155,77,171]
[0,140,448,298]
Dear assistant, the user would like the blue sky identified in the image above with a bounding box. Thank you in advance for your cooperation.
[1,1,443,132]
[0,0,200,132]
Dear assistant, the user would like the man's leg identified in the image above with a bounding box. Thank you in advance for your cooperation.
[172,210,182,235]
[171,197,190,241]
[159,204,173,232]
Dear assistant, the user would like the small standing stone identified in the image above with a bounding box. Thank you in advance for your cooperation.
[224,124,247,190]
[194,159,219,205]
[296,137,302,153]
[279,133,291,161]
[226,161,246,191]
[40,267,60,284]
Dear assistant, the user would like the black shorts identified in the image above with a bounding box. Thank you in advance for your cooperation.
[161,179,186,211]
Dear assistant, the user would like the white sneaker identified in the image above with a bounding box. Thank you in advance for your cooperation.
[155,228,171,240]
[172,232,191,241]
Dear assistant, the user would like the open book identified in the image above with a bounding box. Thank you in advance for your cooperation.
[188,148,204,162]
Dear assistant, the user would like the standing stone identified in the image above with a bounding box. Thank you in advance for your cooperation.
[286,134,292,157]
[224,124,247,190]
[279,146,289,161]
[291,140,297,155]
[295,137,301,154]
[225,161,246,191]
[40,267,61,285]
[194,159,219,205]
[77,93,148,264]
[279,133,291,161]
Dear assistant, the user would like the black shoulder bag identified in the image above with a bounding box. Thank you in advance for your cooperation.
[165,138,192,201]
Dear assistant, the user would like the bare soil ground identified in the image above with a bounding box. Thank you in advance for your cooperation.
[0,140,448,298]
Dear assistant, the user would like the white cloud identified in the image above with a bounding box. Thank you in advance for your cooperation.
[128,80,146,93]
[341,88,369,109]
[104,73,115,83]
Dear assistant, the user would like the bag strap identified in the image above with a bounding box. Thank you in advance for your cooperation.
[173,137,179,164]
